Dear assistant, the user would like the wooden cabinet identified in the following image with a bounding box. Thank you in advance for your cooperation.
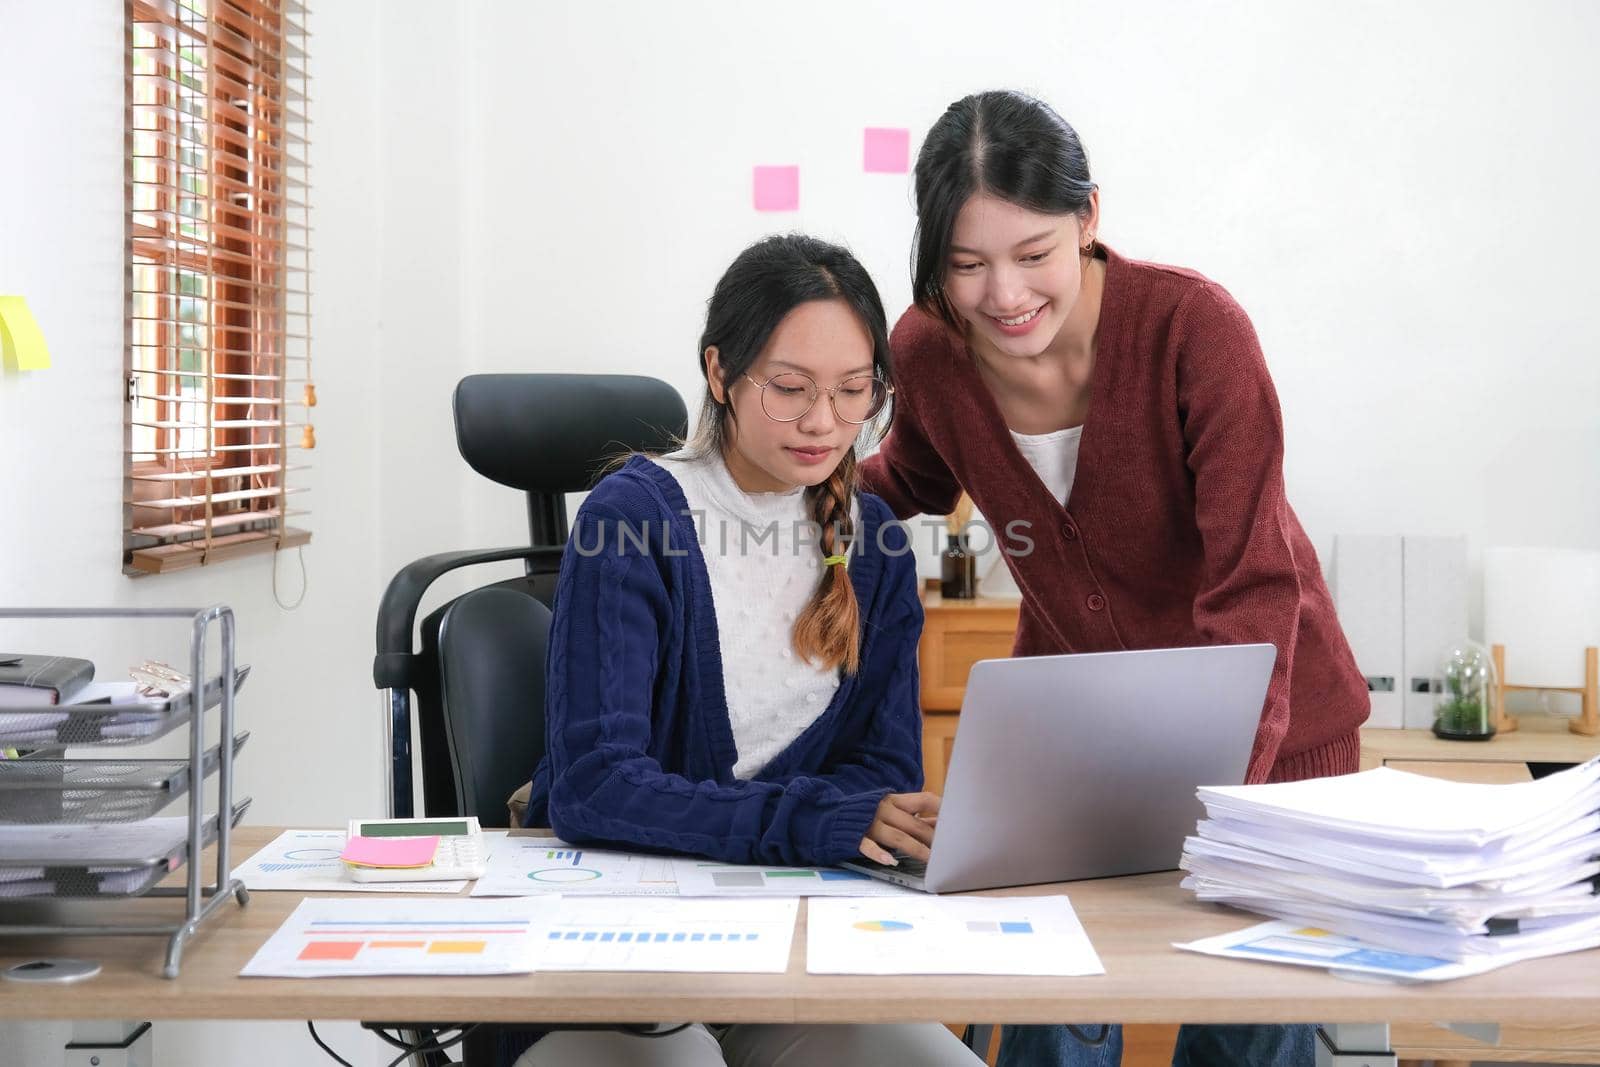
[918,586,1020,795]
[1360,716,1600,773]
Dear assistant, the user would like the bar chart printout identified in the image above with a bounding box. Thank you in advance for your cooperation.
[538,897,798,973]
[671,859,917,897]
[240,897,559,977]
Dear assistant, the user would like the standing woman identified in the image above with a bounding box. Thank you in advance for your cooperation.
[859,90,1368,1067]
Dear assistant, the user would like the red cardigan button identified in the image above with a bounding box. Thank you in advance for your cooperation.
[1062,522,1079,541]
[1087,593,1106,612]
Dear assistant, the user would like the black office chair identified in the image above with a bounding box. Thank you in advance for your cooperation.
[372,373,687,826]
[367,374,685,1067]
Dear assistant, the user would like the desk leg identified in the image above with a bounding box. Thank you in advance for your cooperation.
[1315,1023,1394,1067]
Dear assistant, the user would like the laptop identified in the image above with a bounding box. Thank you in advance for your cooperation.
[840,643,1276,893]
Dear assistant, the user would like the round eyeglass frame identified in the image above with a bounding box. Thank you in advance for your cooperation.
[741,371,894,425]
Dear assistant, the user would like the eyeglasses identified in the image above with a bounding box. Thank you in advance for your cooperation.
[742,372,893,425]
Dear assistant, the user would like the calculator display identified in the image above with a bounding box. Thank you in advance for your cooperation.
[358,820,471,837]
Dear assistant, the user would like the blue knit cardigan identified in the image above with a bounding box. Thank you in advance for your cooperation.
[522,455,925,866]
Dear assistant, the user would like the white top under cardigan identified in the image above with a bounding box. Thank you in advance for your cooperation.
[1009,424,1084,506]
[651,450,860,780]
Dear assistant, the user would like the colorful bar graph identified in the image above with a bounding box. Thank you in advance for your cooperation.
[298,941,362,961]
[964,920,1034,934]
[548,924,762,944]
[427,941,488,955]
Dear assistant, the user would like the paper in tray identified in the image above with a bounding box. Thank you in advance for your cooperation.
[0,798,252,899]
[0,666,250,746]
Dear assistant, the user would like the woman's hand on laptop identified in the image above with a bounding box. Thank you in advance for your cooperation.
[859,791,941,865]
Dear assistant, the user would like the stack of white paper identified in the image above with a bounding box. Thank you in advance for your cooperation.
[1179,757,1600,970]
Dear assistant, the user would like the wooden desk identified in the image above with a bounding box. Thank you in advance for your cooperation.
[4,827,1599,1050]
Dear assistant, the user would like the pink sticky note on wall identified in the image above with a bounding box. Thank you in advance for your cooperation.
[753,165,800,211]
[863,127,910,173]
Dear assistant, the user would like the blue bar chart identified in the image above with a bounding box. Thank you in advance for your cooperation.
[537,897,798,972]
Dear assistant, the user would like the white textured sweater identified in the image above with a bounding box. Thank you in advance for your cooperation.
[652,451,858,779]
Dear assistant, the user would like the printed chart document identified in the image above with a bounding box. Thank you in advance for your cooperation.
[671,858,917,897]
[233,829,469,893]
[807,895,1105,976]
[1174,920,1571,982]
[472,836,678,897]
[241,896,559,977]
[536,897,797,973]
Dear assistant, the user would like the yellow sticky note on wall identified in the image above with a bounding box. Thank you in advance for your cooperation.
[0,294,52,371]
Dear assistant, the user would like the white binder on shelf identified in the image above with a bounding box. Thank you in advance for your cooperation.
[1332,535,1404,729]
[1402,536,1469,730]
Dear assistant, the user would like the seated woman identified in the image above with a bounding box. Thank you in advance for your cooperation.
[516,234,980,1067]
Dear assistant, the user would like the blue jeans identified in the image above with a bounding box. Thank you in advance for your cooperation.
[996,1024,1315,1067]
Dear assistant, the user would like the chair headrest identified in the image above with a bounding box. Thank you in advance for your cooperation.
[453,374,689,494]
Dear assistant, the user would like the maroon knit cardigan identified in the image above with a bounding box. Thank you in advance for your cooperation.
[860,245,1368,783]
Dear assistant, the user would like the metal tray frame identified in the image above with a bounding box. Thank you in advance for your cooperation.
[0,607,249,977]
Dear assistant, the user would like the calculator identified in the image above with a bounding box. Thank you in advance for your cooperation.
[344,816,487,882]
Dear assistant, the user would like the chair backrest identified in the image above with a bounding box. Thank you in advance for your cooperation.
[377,373,687,820]
[454,372,690,554]
[435,586,552,827]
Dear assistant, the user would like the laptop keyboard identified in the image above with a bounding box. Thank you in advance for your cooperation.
[856,853,928,879]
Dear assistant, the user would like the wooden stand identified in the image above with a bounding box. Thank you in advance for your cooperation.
[1491,644,1600,737]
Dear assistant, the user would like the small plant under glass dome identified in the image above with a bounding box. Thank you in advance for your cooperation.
[1433,639,1498,740]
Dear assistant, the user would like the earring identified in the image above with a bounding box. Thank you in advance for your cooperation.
[1080,235,1098,258]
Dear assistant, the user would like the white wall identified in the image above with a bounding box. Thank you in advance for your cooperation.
[440,0,1600,612]
[2,1,1598,1063]
[2,0,391,1062]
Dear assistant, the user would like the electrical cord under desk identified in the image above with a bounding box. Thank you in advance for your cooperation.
[309,1020,698,1066]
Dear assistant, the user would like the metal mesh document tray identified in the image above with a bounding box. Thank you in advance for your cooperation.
[0,733,250,824]
[0,799,251,899]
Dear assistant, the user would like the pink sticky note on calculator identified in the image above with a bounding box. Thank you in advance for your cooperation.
[341,834,439,869]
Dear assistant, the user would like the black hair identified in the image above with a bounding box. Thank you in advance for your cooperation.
[693,234,892,450]
[690,233,893,674]
[911,90,1098,330]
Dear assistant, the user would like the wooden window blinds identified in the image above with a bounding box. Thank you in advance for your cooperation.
[125,0,313,575]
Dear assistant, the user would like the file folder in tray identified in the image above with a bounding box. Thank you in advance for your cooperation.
[0,666,251,747]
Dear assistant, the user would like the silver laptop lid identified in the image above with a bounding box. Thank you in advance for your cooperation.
[922,643,1275,894]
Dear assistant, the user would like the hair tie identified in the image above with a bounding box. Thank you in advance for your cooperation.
[822,554,849,568]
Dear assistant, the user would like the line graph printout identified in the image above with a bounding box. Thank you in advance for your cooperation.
[232,830,469,893]
[536,897,797,973]
[471,836,678,897]
[671,859,918,897]
[807,895,1104,976]
[241,897,559,977]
